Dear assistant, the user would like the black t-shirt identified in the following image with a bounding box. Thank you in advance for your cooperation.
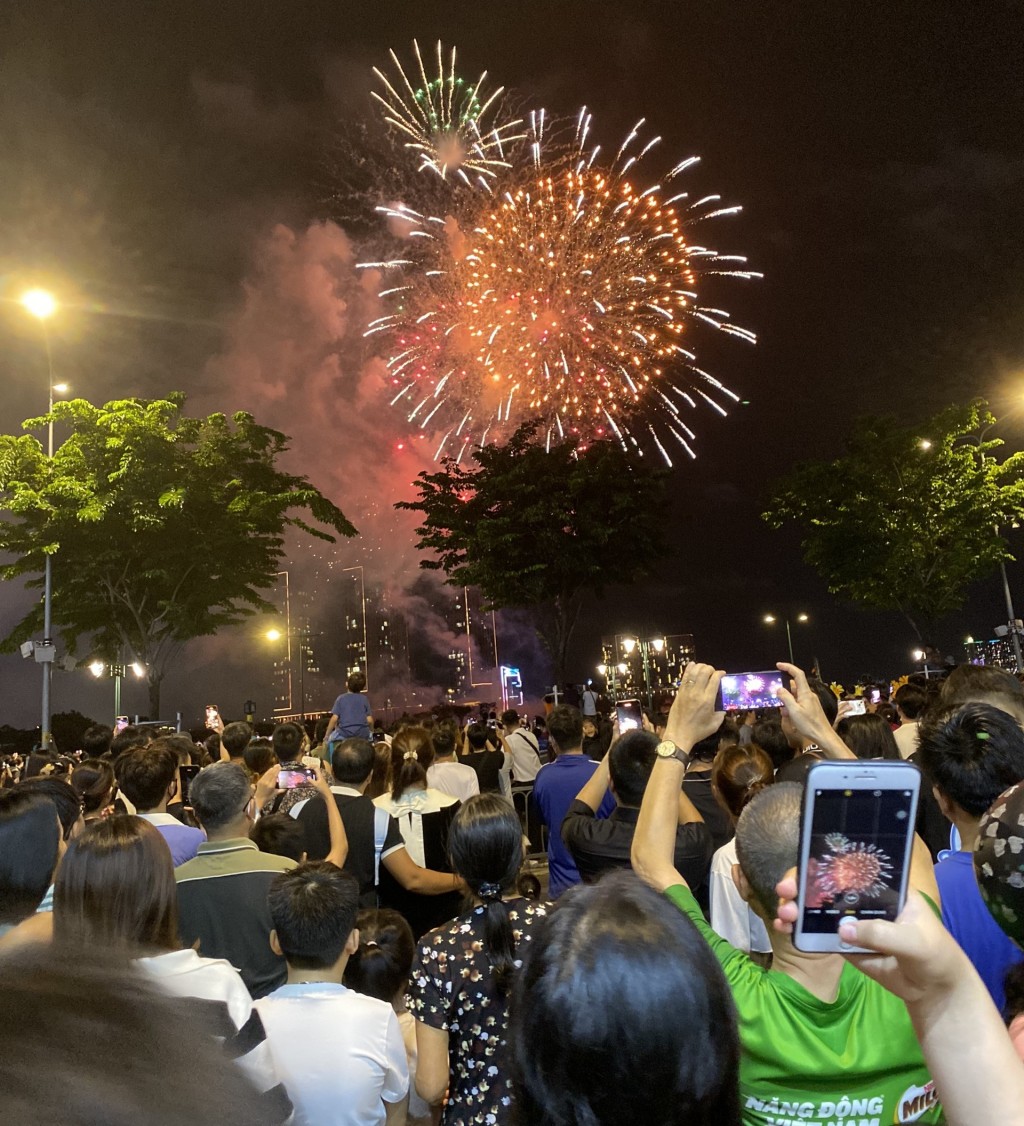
[293,789,403,906]
[681,770,732,915]
[464,749,504,793]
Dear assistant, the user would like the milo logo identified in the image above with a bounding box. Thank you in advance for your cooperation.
[894,1081,938,1123]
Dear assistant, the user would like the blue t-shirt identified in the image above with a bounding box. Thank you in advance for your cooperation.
[331,692,371,740]
[935,849,1024,1013]
[531,755,614,898]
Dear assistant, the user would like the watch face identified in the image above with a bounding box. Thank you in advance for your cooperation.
[656,740,677,758]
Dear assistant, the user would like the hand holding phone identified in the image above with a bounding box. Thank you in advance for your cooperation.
[277,767,316,790]
[205,705,224,735]
[615,699,643,732]
[794,760,921,953]
[718,671,785,712]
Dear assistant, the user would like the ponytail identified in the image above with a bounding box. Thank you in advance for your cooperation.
[480,884,516,995]
[389,727,435,801]
[711,744,775,821]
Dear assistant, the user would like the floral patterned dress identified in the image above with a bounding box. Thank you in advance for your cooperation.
[407,898,549,1125]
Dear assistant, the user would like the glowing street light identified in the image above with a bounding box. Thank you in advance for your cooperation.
[763,612,810,664]
[20,288,57,321]
[918,439,932,451]
[89,660,106,678]
[265,628,282,642]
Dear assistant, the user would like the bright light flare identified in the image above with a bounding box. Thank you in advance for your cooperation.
[266,628,282,642]
[21,289,57,320]
[88,660,105,678]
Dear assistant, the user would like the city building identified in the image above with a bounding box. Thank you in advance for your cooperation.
[964,635,1021,672]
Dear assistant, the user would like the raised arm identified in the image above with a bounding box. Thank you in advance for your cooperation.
[311,762,349,869]
[775,662,855,760]
[574,753,611,814]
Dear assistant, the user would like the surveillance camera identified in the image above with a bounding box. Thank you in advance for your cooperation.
[20,641,34,660]
[995,625,1009,638]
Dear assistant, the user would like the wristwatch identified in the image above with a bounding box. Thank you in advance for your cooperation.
[656,740,693,768]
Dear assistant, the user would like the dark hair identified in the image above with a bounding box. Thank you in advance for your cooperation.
[332,737,375,785]
[203,732,222,762]
[808,679,839,726]
[365,741,392,801]
[389,726,434,801]
[220,722,253,759]
[114,742,179,811]
[751,719,794,770]
[267,862,359,970]
[345,908,416,1003]
[347,671,367,694]
[501,709,520,727]
[938,665,1024,723]
[0,949,276,1126]
[81,724,114,758]
[271,722,302,762]
[110,726,151,761]
[690,717,736,763]
[71,759,116,815]
[448,794,524,994]
[893,684,929,721]
[0,791,61,926]
[510,871,741,1126]
[918,703,1024,817]
[17,777,82,840]
[547,705,583,753]
[249,812,306,862]
[54,816,178,952]
[608,730,659,807]
[835,713,901,760]
[244,738,278,778]
[712,744,774,821]
[432,723,459,758]
[465,722,491,751]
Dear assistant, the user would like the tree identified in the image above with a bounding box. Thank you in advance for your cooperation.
[0,394,356,714]
[397,423,668,679]
[763,400,1024,643]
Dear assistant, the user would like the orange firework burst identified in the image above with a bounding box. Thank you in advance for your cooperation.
[362,101,760,463]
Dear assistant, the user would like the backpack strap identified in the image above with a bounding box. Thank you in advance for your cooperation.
[373,806,390,887]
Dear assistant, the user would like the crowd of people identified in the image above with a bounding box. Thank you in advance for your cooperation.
[4,660,1024,1124]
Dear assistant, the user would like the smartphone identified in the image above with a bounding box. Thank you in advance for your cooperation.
[178,764,200,805]
[844,699,867,716]
[870,689,881,704]
[114,715,130,735]
[794,760,921,953]
[616,699,643,732]
[277,767,316,789]
[717,671,785,712]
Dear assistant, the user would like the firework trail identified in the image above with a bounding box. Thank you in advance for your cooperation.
[360,45,760,464]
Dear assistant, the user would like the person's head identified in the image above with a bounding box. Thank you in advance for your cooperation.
[54,815,178,952]
[331,737,375,787]
[781,679,838,748]
[510,871,741,1126]
[608,730,659,807]
[244,738,277,778]
[344,908,416,1004]
[712,744,774,822]
[893,683,929,723]
[0,790,61,927]
[918,703,1024,822]
[249,812,307,862]
[500,709,520,730]
[81,724,113,759]
[448,794,525,993]
[347,670,367,694]
[187,762,253,837]
[835,713,901,760]
[975,779,1024,949]
[733,782,803,920]
[465,722,491,751]
[219,721,253,761]
[17,776,84,841]
[0,948,277,1126]
[109,725,151,762]
[70,759,116,816]
[938,665,1024,724]
[389,726,434,800]
[689,717,737,764]
[271,722,303,764]
[267,862,360,971]
[365,740,392,800]
[432,722,459,760]
[547,705,583,755]
[581,717,598,740]
[750,718,793,770]
[114,741,179,813]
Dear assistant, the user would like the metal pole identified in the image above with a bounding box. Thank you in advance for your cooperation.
[1000,559,1024,673]
[40,326,55,748]
[785,619,795,665]
[114,669,122,721]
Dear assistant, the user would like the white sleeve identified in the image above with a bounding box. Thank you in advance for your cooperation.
[381,1008,411,1104]
[708,849,753,952]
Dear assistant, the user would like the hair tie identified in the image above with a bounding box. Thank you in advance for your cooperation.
[403,749,417,761]
[478,882,502,901]
[977,731,991,741]
[364,940,379,947]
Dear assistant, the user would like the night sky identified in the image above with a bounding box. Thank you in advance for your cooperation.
[2,1,1023,727]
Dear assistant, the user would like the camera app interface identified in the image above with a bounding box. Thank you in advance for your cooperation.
[802,786,914,932]
[719,671,784,711]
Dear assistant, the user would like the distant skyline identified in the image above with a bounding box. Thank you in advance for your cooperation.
[1,2,1023,728]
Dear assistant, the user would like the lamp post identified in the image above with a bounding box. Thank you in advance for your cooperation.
[267,626,306,720]
[620,635,666,708]
[21,289,63,748]
[89,656,146,721]
[763,613,809,665]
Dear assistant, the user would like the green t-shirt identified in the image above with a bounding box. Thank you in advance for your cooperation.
[664,884,941,1126]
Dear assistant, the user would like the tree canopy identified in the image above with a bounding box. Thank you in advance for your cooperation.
[0,394,355,714]
[398,423,668,678]
[763,400,1024,642]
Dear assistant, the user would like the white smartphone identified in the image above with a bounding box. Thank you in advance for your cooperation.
[794,760,921,953]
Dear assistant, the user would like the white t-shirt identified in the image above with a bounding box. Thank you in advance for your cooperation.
[397,1008,433,1126]
[255,982,408,1126]
[374,787,460,868]
[505,729,543,782]
[426,760,480,803]
[708,838,772,955]
[894,721,920,760]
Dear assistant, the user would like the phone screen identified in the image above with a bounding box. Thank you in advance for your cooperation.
[114,716,129,734]
[797,765,919,949]
[278,768,315,790]
[845,699,867,716]
[179,764,200,804]
[615,700,643,732]
[718,671,785,711]
[870,689,881,704]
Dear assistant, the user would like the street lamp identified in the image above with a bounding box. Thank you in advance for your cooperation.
[619,636,667,707]
[21,288,62,748]
[763,612,809,665]
[89,656,146,720]
[266,625,306,720]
